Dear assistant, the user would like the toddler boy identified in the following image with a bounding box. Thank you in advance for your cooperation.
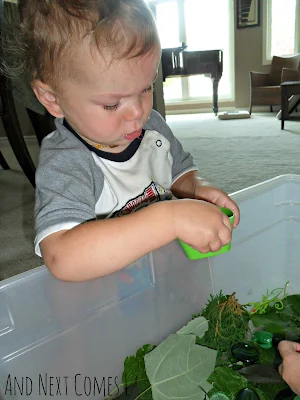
[16,0,240,281]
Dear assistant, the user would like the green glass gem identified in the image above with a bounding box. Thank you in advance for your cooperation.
[231,342,259,363]
[210,393,230,400]
[253,331,273,349]
[236,388,260,399]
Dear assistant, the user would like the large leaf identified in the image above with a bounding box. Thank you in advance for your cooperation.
[251,296,300,335]
[144,334,217,400]
[208,366,248,399]
[251,308,287,335]
[177,316,208,338]
[278,295,300,325]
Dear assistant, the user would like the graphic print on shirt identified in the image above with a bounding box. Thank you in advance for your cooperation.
[112,181,172,218]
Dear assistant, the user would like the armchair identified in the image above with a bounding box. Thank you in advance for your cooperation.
[249,53,300,114]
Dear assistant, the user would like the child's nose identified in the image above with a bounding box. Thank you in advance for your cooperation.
[123,97,143,121]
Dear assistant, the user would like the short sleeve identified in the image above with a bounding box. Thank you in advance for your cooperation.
[34,129,103,255]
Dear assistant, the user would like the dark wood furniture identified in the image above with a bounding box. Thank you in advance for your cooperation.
[161,47,223,115]
[281,81,300,130]
[0,0,55,187]
[0,73,37,186]
[250,54,300,114]
[0,149,9,169]
[0,0,37,186]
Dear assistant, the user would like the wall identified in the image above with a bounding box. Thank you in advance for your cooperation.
[0,0,269,138]
[234,0,269,108]
[163,1,269,113]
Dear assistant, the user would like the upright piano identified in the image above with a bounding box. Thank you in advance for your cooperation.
[161,46,223,115]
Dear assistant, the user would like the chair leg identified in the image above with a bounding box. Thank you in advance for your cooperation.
[27,108,55,146]
[0,76,36,187]
[270,105,273,112]
[2,115,36,187]
[0,150,9,170]
[290,98,300,115]
[249,105,252,115]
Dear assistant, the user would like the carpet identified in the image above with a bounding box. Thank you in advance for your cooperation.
[0,170,43,280]
[1,112,300,280]
[178,135,300,194]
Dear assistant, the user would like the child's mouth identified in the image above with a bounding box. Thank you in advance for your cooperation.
[123,129,142,141]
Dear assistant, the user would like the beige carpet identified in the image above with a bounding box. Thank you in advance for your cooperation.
[1,112,300,280]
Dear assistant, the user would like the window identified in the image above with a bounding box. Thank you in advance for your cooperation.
[147,0,235,104]
[263,0,299,64]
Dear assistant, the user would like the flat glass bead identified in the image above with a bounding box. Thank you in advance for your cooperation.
[231,342,259,363]
[210,393,230,400]
[236,388,260,399]
[253,331,273,349]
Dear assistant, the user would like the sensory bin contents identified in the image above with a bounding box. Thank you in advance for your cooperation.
[113,283,300,400]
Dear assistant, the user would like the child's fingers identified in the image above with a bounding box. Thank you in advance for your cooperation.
[279,340,300,357]
[226,200,240,228]
[214,195,240,228]
[222,213,233,232]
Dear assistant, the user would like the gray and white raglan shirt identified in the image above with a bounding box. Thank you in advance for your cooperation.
[34,109,198,256]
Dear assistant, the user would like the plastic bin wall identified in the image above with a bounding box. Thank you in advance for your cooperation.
[1,175,300,399]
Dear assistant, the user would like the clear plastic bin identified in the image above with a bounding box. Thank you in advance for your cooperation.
[1,174,300,399]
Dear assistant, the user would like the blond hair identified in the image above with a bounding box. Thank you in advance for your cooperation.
[3,0,160,88]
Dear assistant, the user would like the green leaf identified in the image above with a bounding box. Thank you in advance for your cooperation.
[258,346,275,365]
[257,383,289,400]
[177,316,208,338]
[251,309,286,335]
[197,294,249,354]
[246,384,267,400]
[122,344,155,399]
[113,385,141,400]
[144,334,217,400]
[122,355,138,387]
[251,295,300,335]
[279,295,300,325]
[136,346,155,398]
[208,366,248,399]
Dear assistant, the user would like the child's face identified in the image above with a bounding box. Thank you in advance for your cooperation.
[55,42,161,150]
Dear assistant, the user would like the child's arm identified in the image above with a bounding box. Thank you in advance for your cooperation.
[40,196,232,282]
[171,170,240,227]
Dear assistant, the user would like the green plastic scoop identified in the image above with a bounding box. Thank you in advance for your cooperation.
[178,207,235,260]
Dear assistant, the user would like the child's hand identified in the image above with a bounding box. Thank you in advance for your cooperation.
[194,184,240,228]
[278,340,300,395]
[171,172,240,228]
[172,199,233,254]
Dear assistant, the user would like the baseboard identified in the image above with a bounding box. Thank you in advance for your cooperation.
[166,106,237,115]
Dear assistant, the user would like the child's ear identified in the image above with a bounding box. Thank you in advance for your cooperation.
[32,80,64,118]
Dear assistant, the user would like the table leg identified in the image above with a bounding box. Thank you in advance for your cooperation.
[281,86,289,130]
[212,78,219,116]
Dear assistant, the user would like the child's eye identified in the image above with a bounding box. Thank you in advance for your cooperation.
[103,103,120,111]
[143,85,153,93]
